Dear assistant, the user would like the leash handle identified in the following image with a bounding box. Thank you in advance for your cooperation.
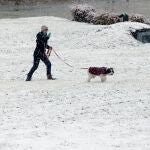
[46,47,52,57]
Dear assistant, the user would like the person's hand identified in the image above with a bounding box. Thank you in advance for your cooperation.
[47,33,51,38]
[49,46,52,50]
[46,47,52,57]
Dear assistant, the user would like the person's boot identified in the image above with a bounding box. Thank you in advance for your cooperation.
[47,74,56,80]
[26,75,32,81]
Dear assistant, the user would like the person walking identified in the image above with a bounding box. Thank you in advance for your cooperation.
[26,25,55,81]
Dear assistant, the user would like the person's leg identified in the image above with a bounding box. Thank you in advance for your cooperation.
[26,55,40,81]
[41,55,54,80]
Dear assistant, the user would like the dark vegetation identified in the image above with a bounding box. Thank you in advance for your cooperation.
[71,4,149,25]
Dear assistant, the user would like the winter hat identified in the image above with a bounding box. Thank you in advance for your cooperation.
[41,25,48,31]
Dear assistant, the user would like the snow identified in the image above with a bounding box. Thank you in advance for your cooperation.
[0,16,150,150]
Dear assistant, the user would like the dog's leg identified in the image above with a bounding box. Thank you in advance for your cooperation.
[100,75,107,82]
[87,73,93,82]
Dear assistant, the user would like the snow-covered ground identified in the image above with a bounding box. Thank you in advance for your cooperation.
[0,16,150,150]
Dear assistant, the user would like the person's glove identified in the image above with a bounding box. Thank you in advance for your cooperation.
[47,33,51,39]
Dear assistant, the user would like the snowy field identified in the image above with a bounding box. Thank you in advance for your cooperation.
[0,16,150,150]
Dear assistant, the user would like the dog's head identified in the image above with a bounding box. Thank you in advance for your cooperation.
[106,68,114,75]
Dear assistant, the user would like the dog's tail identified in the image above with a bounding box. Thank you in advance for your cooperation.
[80,67,89,70]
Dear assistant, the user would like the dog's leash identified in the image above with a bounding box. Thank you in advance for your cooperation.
[52,49,75,68]
[51,49,89,70]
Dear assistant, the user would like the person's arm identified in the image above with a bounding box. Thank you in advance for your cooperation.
[46,33,51,49]
[36,32,44,45]
[37,32,51,42]
[46,45,50,49]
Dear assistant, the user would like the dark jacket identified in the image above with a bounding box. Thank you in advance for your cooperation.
[34,32,50,55]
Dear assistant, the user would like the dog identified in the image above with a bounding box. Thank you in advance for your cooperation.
[87,67,114,82]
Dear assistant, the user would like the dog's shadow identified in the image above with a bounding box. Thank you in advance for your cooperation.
[82,80,112,85]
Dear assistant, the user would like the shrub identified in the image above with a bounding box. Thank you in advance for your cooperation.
[129,14,146,23]
[94,13,120,25]
[71,4,96,23]
[71,4,149,25]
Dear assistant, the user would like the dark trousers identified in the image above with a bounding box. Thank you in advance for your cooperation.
[27,53,51,77]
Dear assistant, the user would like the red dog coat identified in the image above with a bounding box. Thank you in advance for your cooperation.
[88,67,107,75]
